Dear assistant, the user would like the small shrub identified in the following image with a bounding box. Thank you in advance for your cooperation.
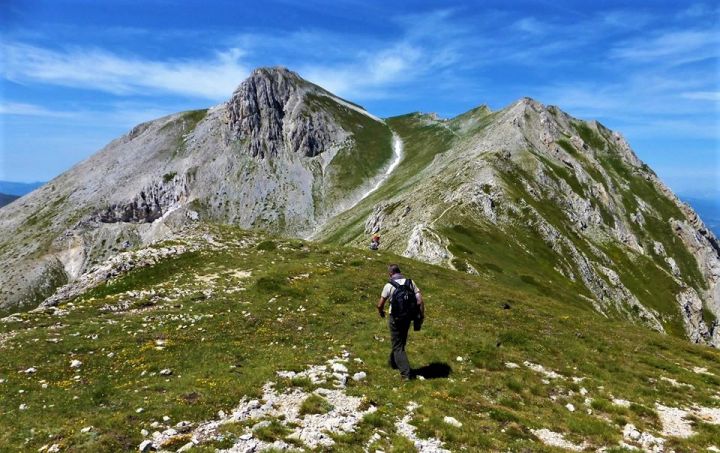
[256,240,277,251]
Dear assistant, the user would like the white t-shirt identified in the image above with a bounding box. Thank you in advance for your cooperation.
[381,278,420,313]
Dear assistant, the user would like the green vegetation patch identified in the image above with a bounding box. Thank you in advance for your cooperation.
[299,394,334,415]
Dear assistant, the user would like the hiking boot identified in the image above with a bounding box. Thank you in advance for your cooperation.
[400,373,415,381]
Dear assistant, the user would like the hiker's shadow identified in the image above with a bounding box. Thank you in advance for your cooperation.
[413,362,452,379]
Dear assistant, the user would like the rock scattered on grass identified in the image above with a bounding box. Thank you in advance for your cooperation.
[692,366,713,375]
[612,398,631,407]
[622,423,664,452]
[443,416,462,428]
[396,402,450,453]
[655,404,693,438]
[143,351,375,451]
[531,428,586,451]
[352,371,367,382]
[523,361,562,379]
[659,376,694,388]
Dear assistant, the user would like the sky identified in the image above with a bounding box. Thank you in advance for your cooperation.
[1,0,719,199]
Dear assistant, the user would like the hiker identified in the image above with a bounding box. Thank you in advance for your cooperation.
[376,264,424,380]
[369,234,380,251]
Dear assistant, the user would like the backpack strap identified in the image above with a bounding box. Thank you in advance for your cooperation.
[404,279,413,290]
[388,279,400,288]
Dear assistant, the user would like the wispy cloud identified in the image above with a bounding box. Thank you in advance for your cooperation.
[681,91,720,101]
[2,43,250,100]
[0,102,77,118]
[610,28,720,66]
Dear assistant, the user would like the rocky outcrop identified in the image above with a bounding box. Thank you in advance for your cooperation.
[226,67,341,158]
[403,224,451,265]
[676,288,713,344]
[93,174,191,223]
[37,230,222,309]
[671,218,720,317]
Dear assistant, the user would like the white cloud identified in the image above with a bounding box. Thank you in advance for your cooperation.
[512,17,547,35]
[0,102,77,118]
[299,43,426,98]
[610,28,720,65]
[681,91,720,101]
[2,43,250,100]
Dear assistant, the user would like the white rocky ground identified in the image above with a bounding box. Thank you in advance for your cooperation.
[137,351,450,452]
[134,356,720,452]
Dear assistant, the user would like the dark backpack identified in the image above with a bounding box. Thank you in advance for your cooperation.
[389,279,418,320]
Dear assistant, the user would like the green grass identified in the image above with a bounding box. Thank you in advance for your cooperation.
[305,93,393,206]
[298,394,334,415]
[1,224,718,451]
[572,121,606,150]
[321,112,457,245]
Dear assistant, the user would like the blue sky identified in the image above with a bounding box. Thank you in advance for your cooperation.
[1,0,718,199]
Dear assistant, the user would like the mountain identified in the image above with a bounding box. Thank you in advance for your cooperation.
[0,180,45,196]
[0,193,19,207]
[319,102,720,347]
[1,225,719,452]
[1,67,719,350]
[0,67,396,313]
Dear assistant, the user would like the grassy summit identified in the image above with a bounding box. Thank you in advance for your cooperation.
[1,224,718,451]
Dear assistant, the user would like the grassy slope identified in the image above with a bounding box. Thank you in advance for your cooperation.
[305,94,393,207]
[1,225,719,452]
[321,113,456,246]
[322,108,711,338]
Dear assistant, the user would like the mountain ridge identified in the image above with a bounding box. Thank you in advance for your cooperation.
[1,67,719,350]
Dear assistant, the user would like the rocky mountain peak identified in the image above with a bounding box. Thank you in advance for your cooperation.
[225,66,340,159]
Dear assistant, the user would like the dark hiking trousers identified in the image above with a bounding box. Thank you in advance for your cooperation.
[388,314,412,379]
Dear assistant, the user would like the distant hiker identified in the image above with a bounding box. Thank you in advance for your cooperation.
[376,264,424,380]
[369,234,380,251]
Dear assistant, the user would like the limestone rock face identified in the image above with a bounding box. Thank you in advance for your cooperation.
[226,67,339,158]
[92,174,191,224]
[403,224,451,265]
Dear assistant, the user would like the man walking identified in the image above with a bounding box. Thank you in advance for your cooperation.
[377,264,424,380]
